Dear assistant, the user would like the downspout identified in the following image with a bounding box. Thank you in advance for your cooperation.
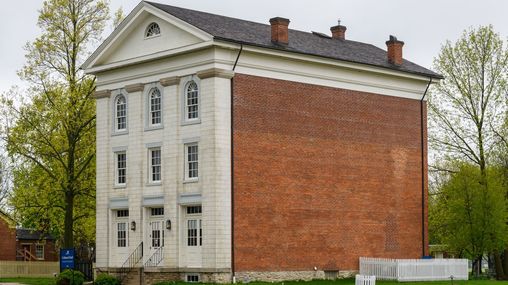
[231,44,243,283]
[420,77,432,257]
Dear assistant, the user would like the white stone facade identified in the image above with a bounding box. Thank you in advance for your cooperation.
[95,66,233,271]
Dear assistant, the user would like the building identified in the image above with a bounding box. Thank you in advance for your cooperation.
[83,1,442,283]
[0,210,17,260]
[16,228,58,262]
[0,210,58,261]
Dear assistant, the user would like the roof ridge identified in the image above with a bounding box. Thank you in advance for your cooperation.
[130,2,443,79]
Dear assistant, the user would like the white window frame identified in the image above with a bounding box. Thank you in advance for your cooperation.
[115,151,127,187]
[116,209,129,248]
[113,93,128,135]
[186,205,202,247]
[117,221,128,248]
[148,147,162,184]
[145,22,161,38]
[184,142,199,182]
[35,244,44,260]
[181,77,201,125]
[145,84,164,130]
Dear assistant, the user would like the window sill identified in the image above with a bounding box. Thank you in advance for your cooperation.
[113,185,127,189]
[146,182,162,187]
[181,119,201,126]
[144,34,161,40]
[145,125,163,132]
[183,178,199,184]
[112,130,129,137]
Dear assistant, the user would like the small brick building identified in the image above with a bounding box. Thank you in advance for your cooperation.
[83,2,442,283]
[16,228,58,262]
[0,211,58,262]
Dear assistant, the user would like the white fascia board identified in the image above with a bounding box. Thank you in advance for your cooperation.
[213,40,438,84]
[82,2,213,72]
[85,41,214,74]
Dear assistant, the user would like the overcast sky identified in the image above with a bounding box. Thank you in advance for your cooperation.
[1,0,508,93]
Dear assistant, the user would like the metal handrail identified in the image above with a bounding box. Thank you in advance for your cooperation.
[118,242,143,284]
[144,246,164,267]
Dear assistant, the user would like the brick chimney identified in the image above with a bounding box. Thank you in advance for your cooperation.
[270,17,290,45]
[330,21,347,40]
[386,35,404,65]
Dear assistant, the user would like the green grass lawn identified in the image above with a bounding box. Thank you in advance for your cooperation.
[1,277,508,285]
[155,280,508,285]
[0,277,56,285]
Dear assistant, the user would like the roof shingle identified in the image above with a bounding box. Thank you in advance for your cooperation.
[146,1,442,79]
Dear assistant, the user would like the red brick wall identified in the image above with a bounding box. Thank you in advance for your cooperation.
[0,217,16,260]
[16,240,59,261]
[232,74,428,272]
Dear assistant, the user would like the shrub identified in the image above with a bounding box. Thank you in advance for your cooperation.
[94,273,120,285]
[56,269,85,285]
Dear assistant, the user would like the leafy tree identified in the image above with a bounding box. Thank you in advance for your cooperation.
[0,0,109,249]
[429,25,508,278]
[431,163,508,276]
[430,25,508,177]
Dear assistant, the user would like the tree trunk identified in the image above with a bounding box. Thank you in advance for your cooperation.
[503,249,508,279]
[63,191,74,248]
[494,251,505,280]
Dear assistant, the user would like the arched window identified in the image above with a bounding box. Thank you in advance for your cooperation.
[149,88,161,126]
[145,22,160,38]
[185,81,199,120]
[115,95,127,131]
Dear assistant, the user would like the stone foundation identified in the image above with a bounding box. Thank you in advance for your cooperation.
[142,268,231,285]
[96,267,356,284]
[235,270,358,282]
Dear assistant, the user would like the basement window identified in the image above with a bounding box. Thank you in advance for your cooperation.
[186,274,200,283]
[324,270,339,280]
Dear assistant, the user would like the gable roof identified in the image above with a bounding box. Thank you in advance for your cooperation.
[0,209,16,228]
[145,1,442,79]
[16,228,56,241]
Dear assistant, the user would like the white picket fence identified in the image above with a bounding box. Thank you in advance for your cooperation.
[359,257,469,281]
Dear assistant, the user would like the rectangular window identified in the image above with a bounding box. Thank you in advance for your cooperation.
[117,222,127,247]
[151,207,164,216]
[35,244,44,259]
[186,205,202,215]
[149,148,161,183]
[186,274,200,283]
[115,152,126,186]
[117,210,129,218]
[185,144,198,180]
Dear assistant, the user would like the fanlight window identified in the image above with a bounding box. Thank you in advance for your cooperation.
[149,88,161,125]
[186,81,199,120]
[145,22,160,38]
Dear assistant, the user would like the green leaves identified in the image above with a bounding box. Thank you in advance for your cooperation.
[434,164,508,258]
[3,0,110,249]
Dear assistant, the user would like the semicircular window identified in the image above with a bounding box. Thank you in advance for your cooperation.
[145,22,161,38]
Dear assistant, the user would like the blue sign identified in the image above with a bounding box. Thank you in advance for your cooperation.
[60,248,75,270]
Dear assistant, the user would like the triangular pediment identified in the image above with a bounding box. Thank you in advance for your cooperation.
[83,2,213,72]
